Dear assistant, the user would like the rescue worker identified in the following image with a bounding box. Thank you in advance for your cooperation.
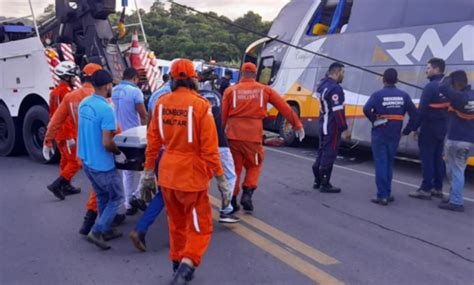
[222,62,304,213]
[312,62,347,193]
[409,58,449,200]
[78,69,126,250]
[218,69,233,95]
[438,71,474,212]
[43,63,102,200]
[140,59,231,283]
[129,87,240,253]
[43,61,81,198]
[363,68,418,205]
[112,67,148,215]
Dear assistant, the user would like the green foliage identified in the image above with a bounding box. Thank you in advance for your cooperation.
[110,0,272,64]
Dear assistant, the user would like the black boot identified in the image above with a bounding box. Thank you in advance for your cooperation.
[312,167,321,190]
[319,168,341,193]
[62,180,81,196]
[47,176,66,200]
[240,187,255,212]
[79,210,98,235]
[172,260,180,273]
[170,263,195,285]
[230,196,240,214]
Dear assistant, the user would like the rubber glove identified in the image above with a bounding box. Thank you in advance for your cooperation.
[295,128,305,142]
[42,144,55,161]
[216,175,231,210]
[115,152,127,164]
[140,170,156,203]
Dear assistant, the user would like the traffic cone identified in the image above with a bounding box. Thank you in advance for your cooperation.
[129,31,143,70]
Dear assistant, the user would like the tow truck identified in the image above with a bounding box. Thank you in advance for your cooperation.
[0,0,158,163]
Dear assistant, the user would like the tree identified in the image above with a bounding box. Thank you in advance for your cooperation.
[109,3,273,64]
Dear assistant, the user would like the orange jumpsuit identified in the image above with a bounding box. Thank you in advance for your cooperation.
[49,82,79,181]
[144,87,224,267]
[45,82,96,211]
[222,78,303,196]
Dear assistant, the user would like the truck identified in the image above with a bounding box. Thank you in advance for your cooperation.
[0,0,157,163]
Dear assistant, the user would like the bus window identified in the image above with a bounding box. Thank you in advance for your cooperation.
[307,0,353,36]
[257,56,276,85]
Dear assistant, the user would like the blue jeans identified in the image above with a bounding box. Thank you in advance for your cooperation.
[445,140,473,206]
[419,134,445,192]
[371,137,399,199]
[135,150,165,234]
[83,165,124,234]
[219,147,237,214]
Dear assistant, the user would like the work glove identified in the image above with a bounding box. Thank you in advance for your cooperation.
[216,174,231,210]
[140,170,157,203]
[42,144,55,161]
[66,139,75,154]
[115,152,127,164]
[295,128,305,142]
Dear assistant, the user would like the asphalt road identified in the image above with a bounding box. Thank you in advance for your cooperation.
[1,143,473,285]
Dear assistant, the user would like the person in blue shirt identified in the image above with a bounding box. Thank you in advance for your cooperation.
[147,78,172,117]
[409,58,449,200]
[129,76,172,251]
[78,70,126,250]
[313,62,347,193]
[438,71,474,212]
[364,68,418,205]
[112,68,148,215]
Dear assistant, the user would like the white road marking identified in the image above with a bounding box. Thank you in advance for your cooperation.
[265,147,474,203]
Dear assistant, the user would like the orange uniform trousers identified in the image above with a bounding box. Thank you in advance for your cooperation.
[57,140,81,181]
[228,140,264,197]
[161,187,213,267]
[87,191,97,213]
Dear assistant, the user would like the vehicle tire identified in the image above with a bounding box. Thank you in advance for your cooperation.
[278,105,300,146]
[0,104,24,156]
[22,105,50,163]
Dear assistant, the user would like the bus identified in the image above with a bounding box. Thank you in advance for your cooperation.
[244,0,474,165]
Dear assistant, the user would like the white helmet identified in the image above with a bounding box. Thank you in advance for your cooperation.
[54,61,77,78]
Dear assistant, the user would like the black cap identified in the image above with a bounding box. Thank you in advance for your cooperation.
[225,69,233,76]
[383,68,398,85]
[91,70,113,87]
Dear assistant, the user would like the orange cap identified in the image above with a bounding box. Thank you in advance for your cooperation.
[170,59,196,80]
[83,63,103,77]
[241,62,257,73]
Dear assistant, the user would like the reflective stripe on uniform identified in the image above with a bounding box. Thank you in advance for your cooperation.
[332,105,343,111]
[192,208,200,233]
[321,88,329,135]
[158,104,164,140]
[449,107,474,120]
[255,153,259,166]
[379,114,404,121]
[260,89,264,107]
[232,90,237,108]
[69,102,77,125]
[429,102,450,109]
[188,106,193,143]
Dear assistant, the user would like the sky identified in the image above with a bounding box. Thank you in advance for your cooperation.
[0,0,290,21]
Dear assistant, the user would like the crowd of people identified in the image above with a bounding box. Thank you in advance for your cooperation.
[42,57,472,284]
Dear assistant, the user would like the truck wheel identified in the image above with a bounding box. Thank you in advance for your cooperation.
[22,105,50,163]
[0,104,23,156]
[278,105,300,146]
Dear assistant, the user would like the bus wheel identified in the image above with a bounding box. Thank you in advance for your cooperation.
[278,105,300,146]
[22,105,50,163]
[0,104,23,156]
